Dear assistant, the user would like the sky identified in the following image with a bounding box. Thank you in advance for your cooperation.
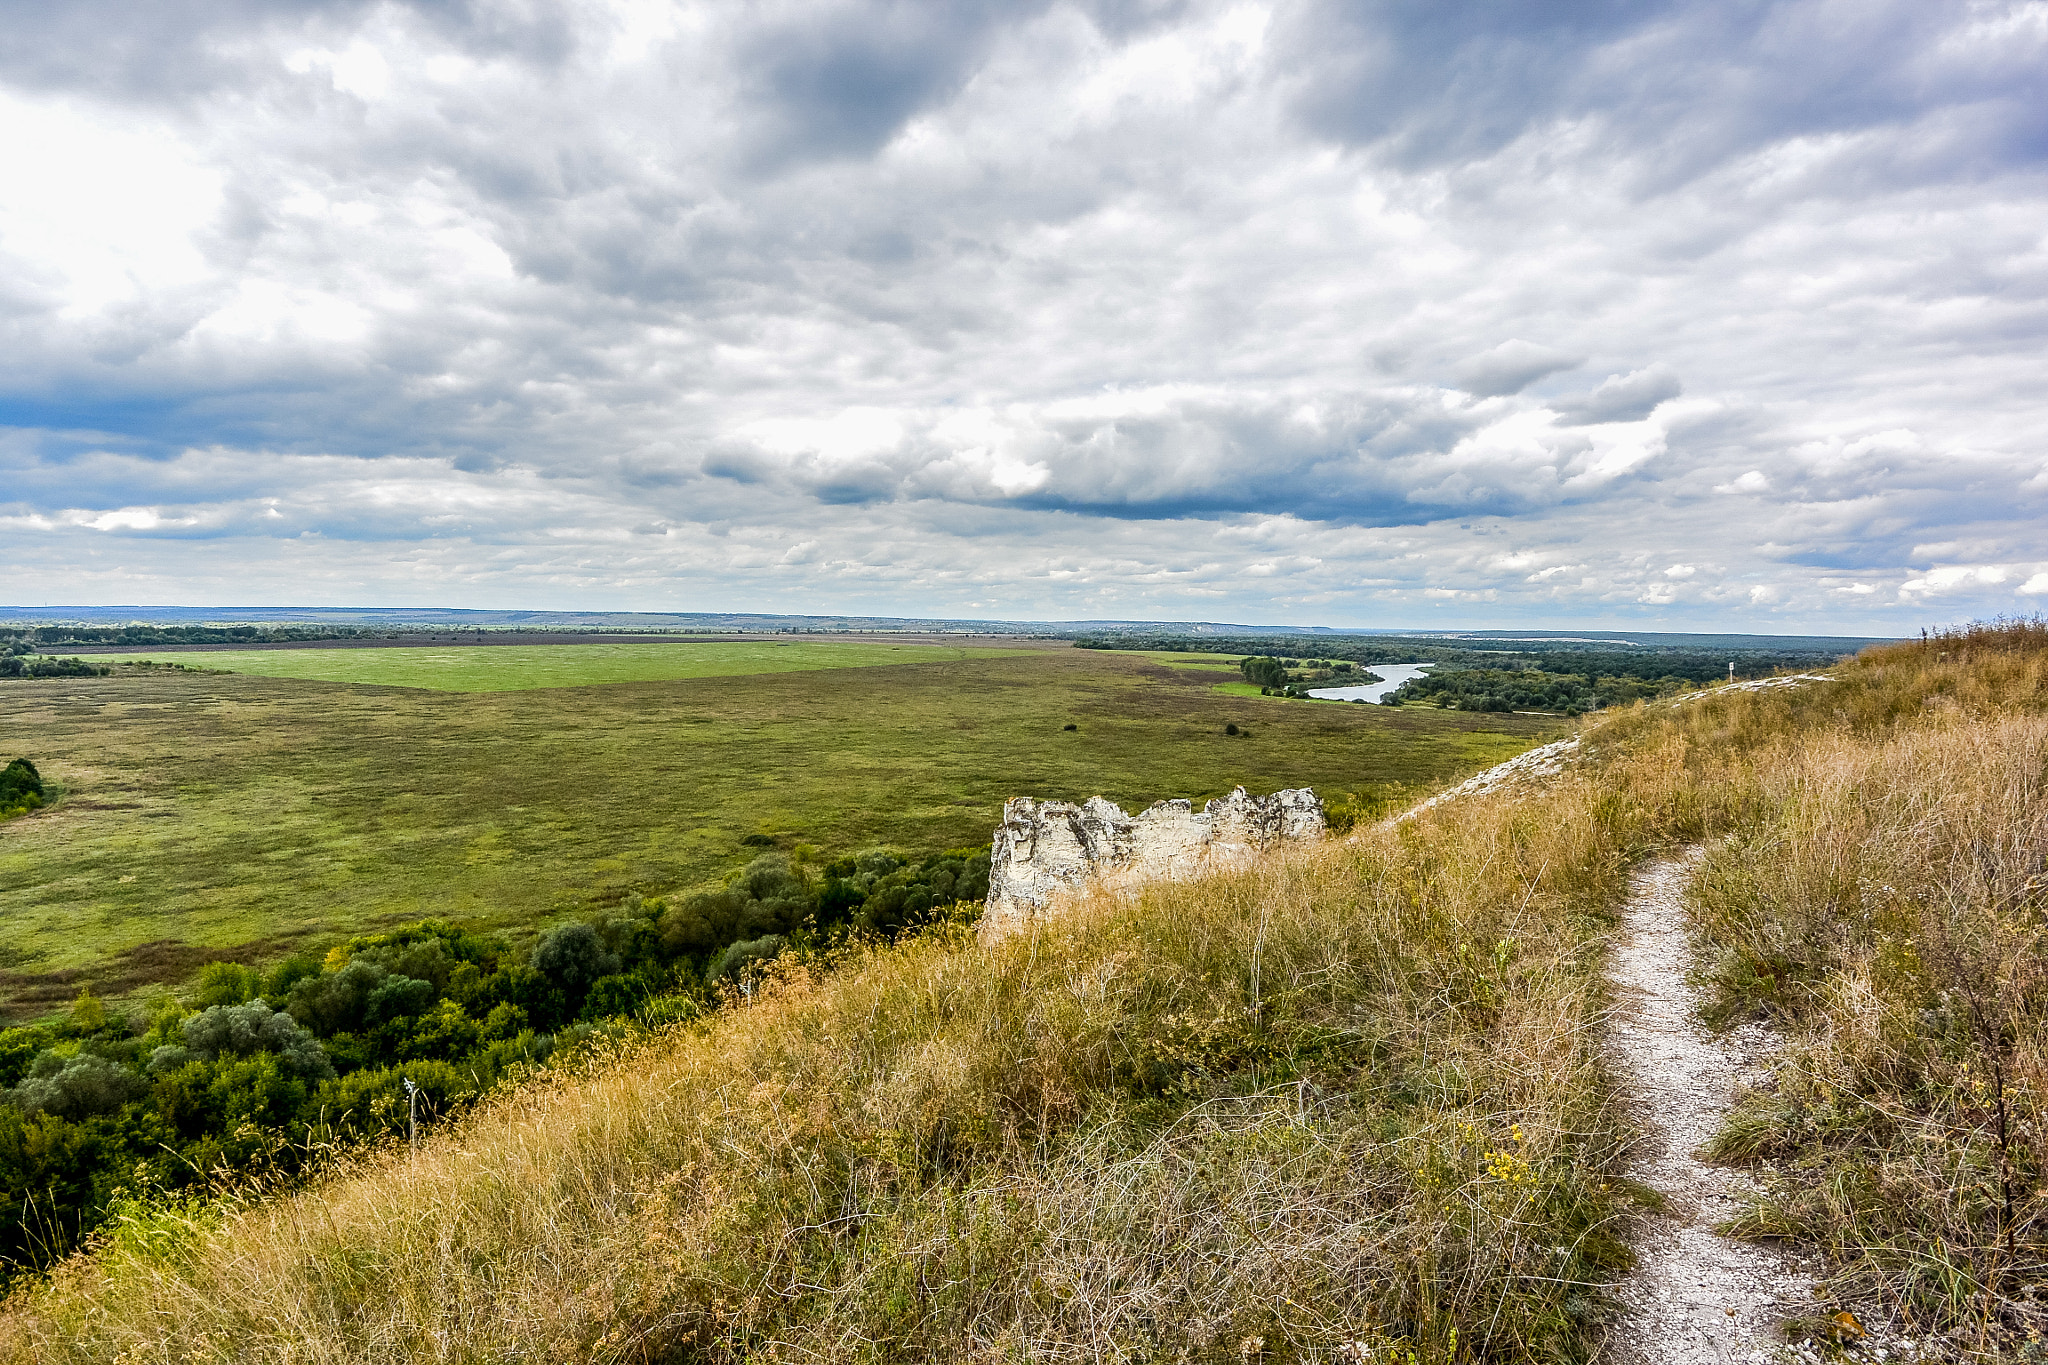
[0,0,2044,632]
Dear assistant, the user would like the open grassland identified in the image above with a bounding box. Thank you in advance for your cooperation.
[4,626,2046,1359]
[1098,648,1267,699]
[75,640,1030,693]
[0,648,1557,1017]
[1093,648,1244,673]
[1,747,1647,1364]
[1092,649,1377,701]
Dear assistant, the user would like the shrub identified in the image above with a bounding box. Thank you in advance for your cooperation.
[175,1001,334,1080]
[0,1031,50,1088]
[480,1003,529,1041]
[399,1000,481,1062]
[531,924,621,998]
[579,974,647,1021]
[315,1061,480,1139]
[264,954,323,1001]
[0,760,42,818]
[192,962,262,1009]
[287,960,398,1036]
[365,975,435,1026]
[9,1054,143,1120]
[706,933,785,982]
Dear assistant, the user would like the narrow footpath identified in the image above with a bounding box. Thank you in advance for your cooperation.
[1607,851,1814,1364]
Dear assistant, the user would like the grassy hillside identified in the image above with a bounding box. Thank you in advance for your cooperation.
[0,647,1556,1017]
[4,765,1644,1362]
[4,623,2039,1361]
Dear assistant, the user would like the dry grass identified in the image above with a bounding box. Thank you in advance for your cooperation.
[1,770,1646,1363]
[1684,724,2048,1345]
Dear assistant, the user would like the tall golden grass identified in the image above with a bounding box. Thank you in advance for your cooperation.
[7,618,2045,1360]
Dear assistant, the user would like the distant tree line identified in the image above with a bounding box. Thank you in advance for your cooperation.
[0,842,989,1280]
[1385,667,1689,715]
[0,642,108,680]
[0,625,367,648]
[1081,632,1850,682]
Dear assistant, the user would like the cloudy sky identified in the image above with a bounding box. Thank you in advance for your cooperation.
[1,0,2044,631]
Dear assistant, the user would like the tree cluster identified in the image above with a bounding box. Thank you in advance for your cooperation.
[0,842,989,1279]
[1238,655,1361,698]
[1387,667,1693,715]
[0,643,109,680]
[0,760,42,822]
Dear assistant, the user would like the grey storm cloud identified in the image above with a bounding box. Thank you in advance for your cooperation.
[1555,366,1682,426]
[0,0,2044,629]
[1453,342,1584,399]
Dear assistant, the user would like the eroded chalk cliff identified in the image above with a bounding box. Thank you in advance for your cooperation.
[981,786,1324,941]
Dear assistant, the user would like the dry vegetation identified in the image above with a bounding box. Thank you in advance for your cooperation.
[4,620,2044,1362]
[3,773,1648,1362]
[1678,625,2048,1349]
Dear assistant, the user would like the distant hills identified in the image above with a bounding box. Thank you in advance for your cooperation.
[0,604,1896,654]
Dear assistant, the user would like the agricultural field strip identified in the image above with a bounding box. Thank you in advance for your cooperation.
[73,641,1036,694]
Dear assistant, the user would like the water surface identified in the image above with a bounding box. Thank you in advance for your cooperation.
[1307,663,1432,703]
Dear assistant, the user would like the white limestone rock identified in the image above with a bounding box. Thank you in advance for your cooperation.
[981,786,1325,941]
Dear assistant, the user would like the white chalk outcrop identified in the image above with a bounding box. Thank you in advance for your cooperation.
[1393,736,1585,821]
[981,787,1324,941]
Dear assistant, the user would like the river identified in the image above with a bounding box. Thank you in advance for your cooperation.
[1306,662,1432,703]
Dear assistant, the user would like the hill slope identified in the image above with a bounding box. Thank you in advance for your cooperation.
[4,623,2043,1362]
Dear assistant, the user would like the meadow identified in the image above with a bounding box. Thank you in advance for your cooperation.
[0,644,1558,1018]
[74,639,1030,693]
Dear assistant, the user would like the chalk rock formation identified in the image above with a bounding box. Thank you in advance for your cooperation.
[981,787,1324,941]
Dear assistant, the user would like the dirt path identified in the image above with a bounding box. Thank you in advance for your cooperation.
[1607,851,1814,1364]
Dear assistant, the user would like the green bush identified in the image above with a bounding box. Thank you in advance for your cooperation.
[579,974,648,1022]
[171,1001,333,1081]
[192,962,262,1009]
[9,1054,144,1121]
[0,760,43,821]
[707,934,785,982]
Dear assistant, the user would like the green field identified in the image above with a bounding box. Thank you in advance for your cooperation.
[1092,648,1386,699]
[79,640,1025,692]
[0,646,1565,1018]
[1092,649,1243,671]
